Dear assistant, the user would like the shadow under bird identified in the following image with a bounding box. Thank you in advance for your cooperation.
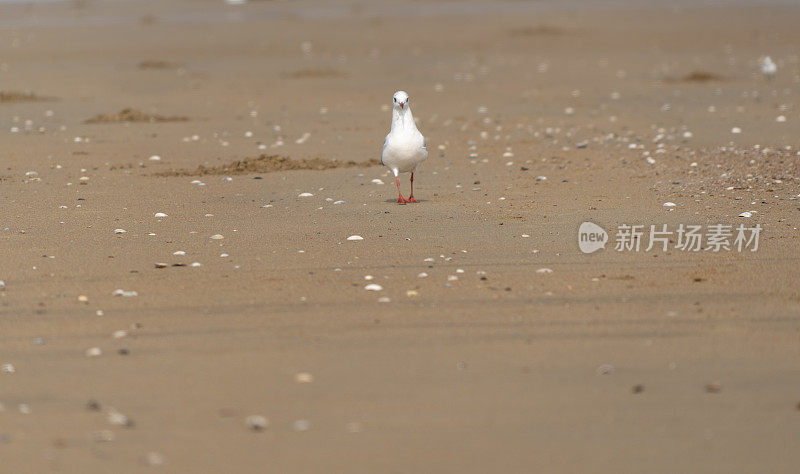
[381,90,428,203]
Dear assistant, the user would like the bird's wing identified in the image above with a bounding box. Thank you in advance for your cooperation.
[381,135,389,165]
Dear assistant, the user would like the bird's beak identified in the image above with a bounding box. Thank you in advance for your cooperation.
[399,102,405,109]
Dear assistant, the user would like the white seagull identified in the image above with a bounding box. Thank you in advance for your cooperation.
[381,90,428,203]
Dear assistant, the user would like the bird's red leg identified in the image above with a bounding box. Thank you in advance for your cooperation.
[395,176,408,204]
[407,172,419,203]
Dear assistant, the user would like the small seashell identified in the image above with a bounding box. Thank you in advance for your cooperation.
[148,155,161,161]
[298,192,314,197]
[347,235,363,241]
[246,415,269,431]
[210,234,224,240]
[731,127,742,134]
[406,290,418,297]
[86,347,102,358]
[173,251,186,256]
[78,295,89,303]
[114,229,127,234]
[144,452,164,466]
[0,280,5,290]
[364,284,383,291]
[295,132,311,144]
[371,179,385,185]
[292,419,310,432]
[154,212,167,218]
[596,364,615,375]
[106,409,132,427]
[536,268,553,274]
[377,297,391,303]
[417,272,428,278]
[112,289,138,297]
[190,262,202,267]
[154,262,168,268]
[663,202,676,207]
[738,211,752,218]
[112,330,128,339]
[1,363,15,373]
[294,372,314,383]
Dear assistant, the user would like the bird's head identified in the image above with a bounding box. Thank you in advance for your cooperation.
[393,90,410,110]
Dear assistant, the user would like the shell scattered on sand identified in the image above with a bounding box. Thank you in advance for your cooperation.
[294,372,314,383]
[112,289,138,297]
[347,235,364,241]
[246,415,269,431]
[364,284,383,291]
[86,347,102,357]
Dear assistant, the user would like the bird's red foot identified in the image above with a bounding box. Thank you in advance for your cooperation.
[407,196,419,203]
[397,196,409,204]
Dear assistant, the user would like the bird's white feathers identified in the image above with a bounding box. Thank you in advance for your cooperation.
[381,91,428,176]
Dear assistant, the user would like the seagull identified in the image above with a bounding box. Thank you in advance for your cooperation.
[381,90,428,203]
[760,56,777,79]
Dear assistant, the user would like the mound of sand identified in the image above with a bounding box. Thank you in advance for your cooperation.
[156,155,380,176]
[0,91,55,102]
[287,68,346,79]
[138,60,180,70]
[668,71,725,83]
[85,108,189,124]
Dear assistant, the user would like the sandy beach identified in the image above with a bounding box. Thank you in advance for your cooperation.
[1,0,799,472]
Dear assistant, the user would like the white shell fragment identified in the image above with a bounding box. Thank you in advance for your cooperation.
[298,192,314,197]
[114,229,127,234]
[112,289,138,297]
[154,212,167,218]
[347,235,364,241]
[85,347,102,357]
[738,211,753,218]
[246,415,269,431]
[536,268,553,274]
[663,202,676,207]
[210,234,224,240]
[106,409,131,426]
[294,372,314,383]
[364,284,383,291]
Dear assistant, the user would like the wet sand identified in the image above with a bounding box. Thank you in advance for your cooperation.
[1,0,799,472]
